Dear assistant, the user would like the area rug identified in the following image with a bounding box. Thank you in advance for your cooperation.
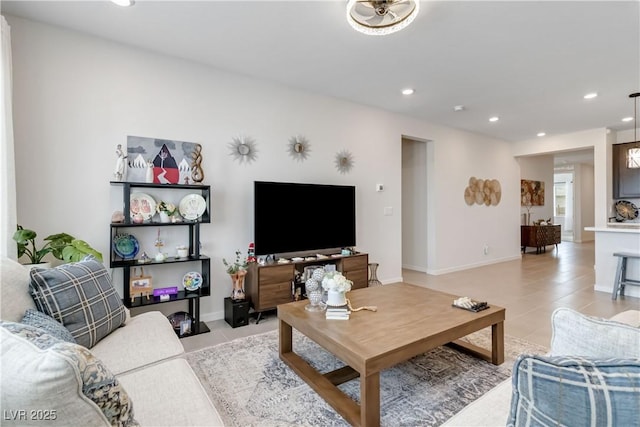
[186,329,547,427]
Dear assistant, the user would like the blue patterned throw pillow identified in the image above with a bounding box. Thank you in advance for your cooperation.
[1,321,139,427]
[21,308,76,343]
[29,257,126,348]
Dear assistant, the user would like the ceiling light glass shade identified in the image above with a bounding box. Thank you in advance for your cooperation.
[622,117,634,122]
[583,92,598,99]
[628,92,640,169]
[347,0,420,36]
[110,0,134,7]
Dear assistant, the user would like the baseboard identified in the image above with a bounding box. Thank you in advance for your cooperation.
[594,284,640,298]
[402,264,427,272]
[382,276,404,285]
[426,255,522,276]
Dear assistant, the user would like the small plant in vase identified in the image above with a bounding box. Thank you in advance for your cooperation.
[223,250,248,301]
[157,201,176,223]
[322,271,353,307]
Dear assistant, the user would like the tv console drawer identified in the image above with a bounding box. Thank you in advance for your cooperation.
[342,254,368,271]
[259,281,292,309]
[344,269,368,290]
[259,264,294,284]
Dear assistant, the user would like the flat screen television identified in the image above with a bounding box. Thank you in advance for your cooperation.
[254,181,356,256]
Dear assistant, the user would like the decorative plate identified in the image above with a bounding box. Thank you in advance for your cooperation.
[130,193,157,220]
[183,271,203,291]
[615,200,639,221]
[179,194,207,220]
[113,234,140,259]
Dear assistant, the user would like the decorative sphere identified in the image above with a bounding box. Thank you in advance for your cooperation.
[312,268,325,282]
[305,278,319,292]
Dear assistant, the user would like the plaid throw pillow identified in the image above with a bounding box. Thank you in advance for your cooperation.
[29,257,126,348]
[508,354,640,427]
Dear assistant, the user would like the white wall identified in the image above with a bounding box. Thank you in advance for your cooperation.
[575,163,595,242]
[7,16,522,320]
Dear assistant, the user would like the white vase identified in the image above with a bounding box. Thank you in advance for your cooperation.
[25,262,52,270]
[159,212,171,223]
[326,289,347,307]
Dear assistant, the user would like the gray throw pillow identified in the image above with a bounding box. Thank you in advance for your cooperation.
[21,308,76,343]
[29,257,126,348]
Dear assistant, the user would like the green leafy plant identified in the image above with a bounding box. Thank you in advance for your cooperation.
[222,250,248,274]
[13,225,103,264]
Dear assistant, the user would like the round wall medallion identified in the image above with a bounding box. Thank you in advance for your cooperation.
[334,149,354,174]
[229,135,258,164]
[287,135,311,161]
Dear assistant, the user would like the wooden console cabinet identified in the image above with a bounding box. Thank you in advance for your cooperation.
[521,225,561,254]
[246,253,368,317]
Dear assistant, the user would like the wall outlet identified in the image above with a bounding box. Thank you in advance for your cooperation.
[376,183,384,192]
[483,245,489,255]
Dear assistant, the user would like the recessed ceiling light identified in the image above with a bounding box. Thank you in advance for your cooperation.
[622,117,634,122]
[453,105,465,112]
[402,88,415,96]
[583,92,598,99]
[110,0,134,6]
[537,132,546,137]
[489,116,499,122]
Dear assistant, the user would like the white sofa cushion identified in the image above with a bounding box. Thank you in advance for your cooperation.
[91,311,184,376]
[0,322,138,427]
[0,258,35,322]
[550,307,640,358]
[118,358,223,427]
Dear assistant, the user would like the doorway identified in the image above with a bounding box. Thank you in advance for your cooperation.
[401,137,427,271]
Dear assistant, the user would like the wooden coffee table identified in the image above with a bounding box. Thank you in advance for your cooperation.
[278,283,505,427]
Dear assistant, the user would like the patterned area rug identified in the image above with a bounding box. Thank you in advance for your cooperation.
[186,329,547,427]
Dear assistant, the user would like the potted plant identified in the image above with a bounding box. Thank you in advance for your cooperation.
[322,271,353,307]
[13,225,103,266]
[223,250,248,301]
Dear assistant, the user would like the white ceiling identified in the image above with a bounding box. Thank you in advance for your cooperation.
[2,0,639,145]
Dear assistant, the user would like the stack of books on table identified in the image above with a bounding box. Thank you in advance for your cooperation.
[326,308,350,320]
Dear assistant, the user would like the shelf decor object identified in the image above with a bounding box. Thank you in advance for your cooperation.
[126,135,204,185]
[334,149,354,174]
[287,135,311,161]
[228,135,258,164]
[346,0,420,36]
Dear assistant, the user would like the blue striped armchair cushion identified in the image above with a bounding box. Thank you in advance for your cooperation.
[508,355,640,427]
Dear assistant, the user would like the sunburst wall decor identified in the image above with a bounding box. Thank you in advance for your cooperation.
[228,135,258,164]
[334,149,354,174]
[287,135,311,161]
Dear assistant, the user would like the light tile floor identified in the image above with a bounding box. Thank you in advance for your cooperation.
[182,241,639,352]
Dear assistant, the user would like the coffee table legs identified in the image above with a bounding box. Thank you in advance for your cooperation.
[278,319,380,427]
[447,320,505,366]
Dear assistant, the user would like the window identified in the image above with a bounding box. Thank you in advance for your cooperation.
[627,147,640,169]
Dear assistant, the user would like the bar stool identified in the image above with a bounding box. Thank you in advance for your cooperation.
[611,252,640,300]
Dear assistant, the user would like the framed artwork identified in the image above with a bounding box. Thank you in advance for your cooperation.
[521,179,545,206]
[126,136,203,184]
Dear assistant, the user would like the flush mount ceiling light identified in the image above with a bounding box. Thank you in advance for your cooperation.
[401,88,415,95]
[489,116,499,122]
[622,117,634,122]
[583,92,598,99]
[627,92,640,169]
[347,0,420,36]
[537,132,546,137]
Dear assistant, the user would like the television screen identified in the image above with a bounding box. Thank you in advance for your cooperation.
[254,181,356,256]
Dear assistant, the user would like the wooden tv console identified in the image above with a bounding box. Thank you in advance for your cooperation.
[245,253,368,320]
